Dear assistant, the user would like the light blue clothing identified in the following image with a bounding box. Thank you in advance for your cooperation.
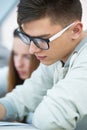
[0,37,87,130]
[0,45,10,67]
[0,67,8,97]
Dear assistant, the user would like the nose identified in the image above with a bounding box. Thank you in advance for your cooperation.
[29,41,41,54]
[15,57,23,69]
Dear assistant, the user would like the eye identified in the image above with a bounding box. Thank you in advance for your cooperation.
[23,55,31,60]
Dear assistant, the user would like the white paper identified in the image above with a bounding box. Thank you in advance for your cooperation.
[0,121,39,130]
[0,121,29,126]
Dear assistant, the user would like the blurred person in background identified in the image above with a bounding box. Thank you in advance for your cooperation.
[0,28,40,98]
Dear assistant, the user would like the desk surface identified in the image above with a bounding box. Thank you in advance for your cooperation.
[0,126,38,130]
[0,122,38,130]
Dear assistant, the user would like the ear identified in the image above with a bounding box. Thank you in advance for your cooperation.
[71,22,83,40]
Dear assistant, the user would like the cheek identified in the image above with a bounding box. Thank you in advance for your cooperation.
[25,66,33,78]
[50,38,67,53]
[24,61,31,72]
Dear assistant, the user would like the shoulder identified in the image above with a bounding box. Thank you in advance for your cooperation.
[0,67,8,97]
[0,45,10,67]
[0,66,8,83]
[0,66,8,74]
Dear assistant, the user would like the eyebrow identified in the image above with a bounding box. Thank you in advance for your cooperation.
[29,33,51,39]
[38,33,51,37]
[22,27,51,38]
[23,30,51,38]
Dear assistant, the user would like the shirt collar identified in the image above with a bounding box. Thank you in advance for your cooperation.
[64,36,87,67]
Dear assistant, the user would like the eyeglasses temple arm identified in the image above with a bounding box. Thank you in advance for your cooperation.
[49,23,75,42]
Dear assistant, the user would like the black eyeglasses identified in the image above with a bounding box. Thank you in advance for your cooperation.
[16,22,74,50]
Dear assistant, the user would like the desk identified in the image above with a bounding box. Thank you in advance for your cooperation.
[0,126,38,130]
[0,122,39,130]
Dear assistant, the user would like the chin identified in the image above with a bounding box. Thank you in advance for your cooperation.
[41,61,54,66]
[20,76,26,80]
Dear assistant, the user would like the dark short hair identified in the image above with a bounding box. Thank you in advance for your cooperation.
[17,0,82,27]
[13,28,19,37]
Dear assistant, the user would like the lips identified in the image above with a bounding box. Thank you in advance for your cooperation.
[18,70,25,76]
[36,56,47,60]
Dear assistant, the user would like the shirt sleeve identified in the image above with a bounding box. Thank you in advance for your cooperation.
[0,67,8,97]
[0,63,54,121]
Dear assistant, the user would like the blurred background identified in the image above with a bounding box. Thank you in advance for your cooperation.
[0,0,87,51]
[0,0,19,50]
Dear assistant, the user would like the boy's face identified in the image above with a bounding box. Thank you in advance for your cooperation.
[22,17,76,65]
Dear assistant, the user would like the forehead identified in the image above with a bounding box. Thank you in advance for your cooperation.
[22,17,62,37]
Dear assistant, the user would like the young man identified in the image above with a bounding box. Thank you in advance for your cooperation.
[0,0,87,130]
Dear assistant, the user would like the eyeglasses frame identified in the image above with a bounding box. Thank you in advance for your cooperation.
[16,22,75,50]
